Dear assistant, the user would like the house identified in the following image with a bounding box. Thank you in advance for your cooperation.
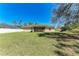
[24,25,54,32]
[0,23,19,29]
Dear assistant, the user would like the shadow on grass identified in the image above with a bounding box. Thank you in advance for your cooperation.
[38,32,79,40]
[54,48,75,56]
[38,32,79,55]
[55,43,72,49]
[54,50,68,56]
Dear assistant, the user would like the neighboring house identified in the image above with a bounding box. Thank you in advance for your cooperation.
[24,25,55,32]
[0,23,19,29]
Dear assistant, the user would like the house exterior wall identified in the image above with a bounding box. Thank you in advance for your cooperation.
[24,29,31,32]
[44,29,54,32]
[24,26,55,32]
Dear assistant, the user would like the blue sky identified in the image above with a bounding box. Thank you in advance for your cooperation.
[0,3,59,26]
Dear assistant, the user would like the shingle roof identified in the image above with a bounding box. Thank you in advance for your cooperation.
[24,25,54,29]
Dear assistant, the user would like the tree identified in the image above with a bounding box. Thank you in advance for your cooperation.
[52,3,79,31]
[28,21,33,25]
[12,18,25,29]
[13,20,17,26]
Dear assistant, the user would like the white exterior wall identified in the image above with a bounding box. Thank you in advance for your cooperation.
[24,29,31,32]
[24,29,34,32]
[25,29,55,32]
[44,29,55,32]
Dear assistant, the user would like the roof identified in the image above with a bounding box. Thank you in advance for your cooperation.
[24,25,54,29]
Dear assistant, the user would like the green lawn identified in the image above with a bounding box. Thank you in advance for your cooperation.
[0,32,79,56]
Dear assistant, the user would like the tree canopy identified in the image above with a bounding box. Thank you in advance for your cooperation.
[52,3,79,30]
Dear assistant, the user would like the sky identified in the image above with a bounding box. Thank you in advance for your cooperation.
[0,3,59,27]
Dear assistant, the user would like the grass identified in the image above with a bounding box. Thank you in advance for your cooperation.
[0,32,79,56]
